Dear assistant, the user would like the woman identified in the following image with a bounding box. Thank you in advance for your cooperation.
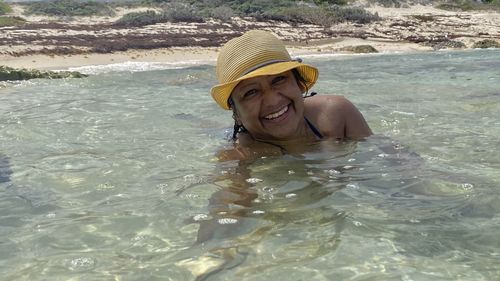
[178,31,373,278]
[210,30,372,159]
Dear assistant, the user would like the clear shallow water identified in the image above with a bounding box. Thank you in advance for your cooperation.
[1,49,499,280]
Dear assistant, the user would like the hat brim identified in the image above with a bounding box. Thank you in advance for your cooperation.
[211,61,318,110]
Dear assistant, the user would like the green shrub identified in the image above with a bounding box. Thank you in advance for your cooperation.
[237,0,271,15]
[256,6,335,26]
[5,0,379,27]
[211,6,235,21]
[313,0,347,5]
[140,0,169,4]
[472,39,500,48]
[24,0,115,17]
[426,40,466,50]
[436,1,474,11]
[115,10,164,26]
[130,0,367,24]
[252,4,379,26]
[329,6,380,24]
[226,0,297,17]
[342,45,379,53]
[437,0,500,11]
[162,2,204,23]
[370,0,402,8]
[0,16,26,27]
[0,65,87,81]
[0,0,12,15]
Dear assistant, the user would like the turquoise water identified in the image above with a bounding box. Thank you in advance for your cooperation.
[1,49,499,280]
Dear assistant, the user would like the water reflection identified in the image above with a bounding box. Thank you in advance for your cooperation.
[170,132,500,280]
[173,136,428,279]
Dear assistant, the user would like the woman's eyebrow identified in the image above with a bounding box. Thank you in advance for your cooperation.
[236,81,259,92]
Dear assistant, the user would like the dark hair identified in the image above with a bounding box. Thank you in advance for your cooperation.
[228,98,245,141]
[291,68,309,94]
[229,68,312,141]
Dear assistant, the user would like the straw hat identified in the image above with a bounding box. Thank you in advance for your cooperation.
[210,30,319,110]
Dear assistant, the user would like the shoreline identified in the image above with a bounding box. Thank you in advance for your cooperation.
[1,4,499,71]
[0,38,435,71]
[0,47,221,70]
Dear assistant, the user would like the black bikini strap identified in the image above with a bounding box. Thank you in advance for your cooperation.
[304,117,323,139]
[305,92,318,98]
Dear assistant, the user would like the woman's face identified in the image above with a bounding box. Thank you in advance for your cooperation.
[231,70,305,141]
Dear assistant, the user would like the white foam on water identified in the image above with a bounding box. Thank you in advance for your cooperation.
[65,60,213,75]
[293,52,384,61]
[60,50,411,75]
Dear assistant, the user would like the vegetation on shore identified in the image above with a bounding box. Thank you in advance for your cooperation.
[17,0,500,19]
[24,0,115,17]
[367,0,500,10]
[114,6,379,27]
[427,40,466,50]
[0,16,26,27]
[0,0,26,27]
[341,45,379,53]
[0,65,87,81]
[472,39,500,48]
[8,0,497,30]
[0,0,12,15]
[20,0,381,26]
[436,0,500,11]
[12,0,500,27]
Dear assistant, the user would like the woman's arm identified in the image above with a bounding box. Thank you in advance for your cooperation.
[338,96,372,138]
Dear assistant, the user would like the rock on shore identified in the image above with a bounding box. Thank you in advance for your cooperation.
[0,65,87,81]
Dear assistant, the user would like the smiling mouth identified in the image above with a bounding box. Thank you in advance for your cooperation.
[264,104,289,120]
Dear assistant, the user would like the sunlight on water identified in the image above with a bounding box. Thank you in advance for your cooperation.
[0,50,499,280]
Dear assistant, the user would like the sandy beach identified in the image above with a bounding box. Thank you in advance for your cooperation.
[1,3,499,70]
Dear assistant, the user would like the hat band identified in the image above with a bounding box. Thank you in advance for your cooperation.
[240,58,303,77]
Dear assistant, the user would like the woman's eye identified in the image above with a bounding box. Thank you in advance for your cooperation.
[272,76,286,85]
[243,89,258,99]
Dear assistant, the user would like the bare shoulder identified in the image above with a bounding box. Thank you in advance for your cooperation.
[304,95,372,139]
[305,95,355,112]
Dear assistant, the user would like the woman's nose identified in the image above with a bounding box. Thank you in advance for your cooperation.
[261,84,281,104]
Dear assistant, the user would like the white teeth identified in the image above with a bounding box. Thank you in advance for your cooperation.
[265,105,288,120]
